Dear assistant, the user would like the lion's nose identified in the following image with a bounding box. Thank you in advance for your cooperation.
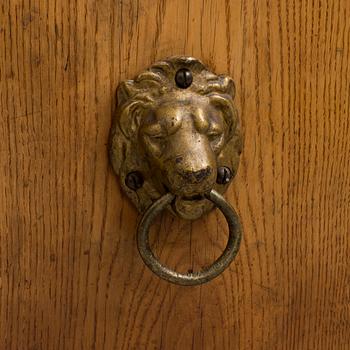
[180,166,213,184]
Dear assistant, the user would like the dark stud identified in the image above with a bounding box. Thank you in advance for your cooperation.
[216,166,232,185]
[175,68,193,89]
[125,171,144,190]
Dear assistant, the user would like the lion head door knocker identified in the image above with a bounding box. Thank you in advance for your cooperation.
[109,56,243,286]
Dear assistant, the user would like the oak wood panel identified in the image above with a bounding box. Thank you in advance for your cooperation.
[1,0,350,349]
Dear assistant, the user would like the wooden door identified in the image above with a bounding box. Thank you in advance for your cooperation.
[1,1,349,349]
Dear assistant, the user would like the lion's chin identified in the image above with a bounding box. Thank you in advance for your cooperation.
[172,195,214,220]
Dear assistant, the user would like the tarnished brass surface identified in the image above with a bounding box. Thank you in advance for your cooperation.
[109,56,242,220]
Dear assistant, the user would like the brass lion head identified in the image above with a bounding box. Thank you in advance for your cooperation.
[109,56,242,220]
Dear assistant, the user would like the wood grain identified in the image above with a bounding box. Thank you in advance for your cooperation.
[1,0,350,349]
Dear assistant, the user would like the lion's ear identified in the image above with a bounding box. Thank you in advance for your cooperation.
[117,80,136,105]
[118,101,145,139]
[209,94,238,141]
[224,76,236,99]
[116,81,144,139]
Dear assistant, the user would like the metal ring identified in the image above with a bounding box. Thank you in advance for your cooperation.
[137,189,242,286]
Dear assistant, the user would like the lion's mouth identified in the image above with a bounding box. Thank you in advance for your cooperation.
[171,194,212,220]
[161,183,214,219]
[181,194,204,201]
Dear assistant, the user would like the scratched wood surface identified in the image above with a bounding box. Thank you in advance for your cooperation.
[1,0,350,349]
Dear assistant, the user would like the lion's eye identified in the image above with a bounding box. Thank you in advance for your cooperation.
[207,130,222,141]
[208,131,220,137]
[149,134,165,140]
[141,122,164,138]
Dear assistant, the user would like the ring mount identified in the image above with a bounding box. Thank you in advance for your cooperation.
[137,189,242,286]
